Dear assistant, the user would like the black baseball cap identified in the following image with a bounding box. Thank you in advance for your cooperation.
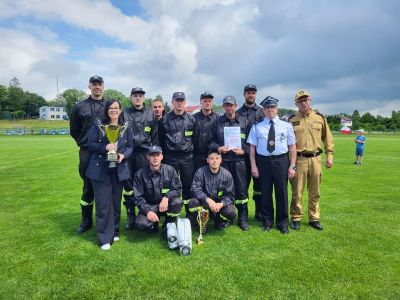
[244,84,257,92]
[223,95,236,105]
[147,145,162,154]
[89,75,103,84]
[130,87,145,95]
[172,91,186,100]
[200,92,214,99]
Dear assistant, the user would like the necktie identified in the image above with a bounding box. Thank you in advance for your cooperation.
[267,120,275,153]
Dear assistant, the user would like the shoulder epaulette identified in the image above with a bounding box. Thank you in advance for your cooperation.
[315,112,325,118]
[255,118,264,125]
[288,114,296,120]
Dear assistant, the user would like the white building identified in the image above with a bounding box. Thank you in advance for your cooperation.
[340,116,352,127]
[39,106,68,120]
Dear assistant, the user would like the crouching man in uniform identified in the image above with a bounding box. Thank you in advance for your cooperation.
[187,149,236,232]
[133,146,183,235]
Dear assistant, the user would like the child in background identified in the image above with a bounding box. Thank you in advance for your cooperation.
[354,129,366,165]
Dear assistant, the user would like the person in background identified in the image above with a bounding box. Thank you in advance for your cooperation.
[354,129,366,165]
[85,99,133,250]
[152,98,165,121]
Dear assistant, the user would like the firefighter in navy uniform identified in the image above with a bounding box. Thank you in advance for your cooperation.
[70,75,105,234]
[158,91,196,216]
[193,92,219,170]
[210,95,251,231]
[188,149,236,232]
[133,146,183,235]
[122,87,159,230]
[237,84,264,221]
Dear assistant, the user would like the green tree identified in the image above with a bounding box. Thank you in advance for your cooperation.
[62,89,86,117]
[360,112,375,124]
[352,110,361,130]
[24,91,46,118]
[0,84,7,118]
[103,89,130,108]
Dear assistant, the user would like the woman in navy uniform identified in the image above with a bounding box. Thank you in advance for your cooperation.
[86,99,133,250]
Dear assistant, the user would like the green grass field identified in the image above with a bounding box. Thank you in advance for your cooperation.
[0,134,399,299]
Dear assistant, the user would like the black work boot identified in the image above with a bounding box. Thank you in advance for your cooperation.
[125,206,136,230]
[254,199,263,222]
[76,204,93,234]
[237,204,249,231]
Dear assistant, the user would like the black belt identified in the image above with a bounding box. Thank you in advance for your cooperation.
[257,152,288,159]
[297,151,322,158]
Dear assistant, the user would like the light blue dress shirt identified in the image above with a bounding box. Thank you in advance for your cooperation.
[247,116,296,156]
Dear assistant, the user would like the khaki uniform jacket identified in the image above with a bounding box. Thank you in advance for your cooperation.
[289,110,334,161]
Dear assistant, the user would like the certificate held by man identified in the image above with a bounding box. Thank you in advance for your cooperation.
[224,126,242,150]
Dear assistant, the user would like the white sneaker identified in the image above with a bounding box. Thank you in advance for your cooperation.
[101,243,111,251]
[113,236,120,242]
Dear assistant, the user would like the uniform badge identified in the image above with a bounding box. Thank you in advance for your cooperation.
[292,121,300,126]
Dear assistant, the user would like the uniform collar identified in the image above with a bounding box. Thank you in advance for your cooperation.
[241,103,258,111]
[88,96,105,104]
[147,164,162,176]
[222,113,239,123]
[131,105,146,112]
[171,111,186,119]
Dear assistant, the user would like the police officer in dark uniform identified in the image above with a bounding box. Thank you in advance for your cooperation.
[133,146,183,234]
[159,91,196,215]
[210,95,251,231]
[193,92,219,170]
[85,99,133,250]
[70,75,105,234]
[237,84,264,222]
[247,96,297,234]
[122,87,159,230]
[188,149,236,231]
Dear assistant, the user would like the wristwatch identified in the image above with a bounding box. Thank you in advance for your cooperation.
[290,164,297,170]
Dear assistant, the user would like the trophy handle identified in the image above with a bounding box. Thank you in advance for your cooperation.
[119,122,129,137]
[97,119,106,136]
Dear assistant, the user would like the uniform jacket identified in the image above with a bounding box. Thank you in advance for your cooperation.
[193,110,219,158]
[133,164,182,215]
[159,111,196,154]
[122,105,159,151]
[191,166,235,207]
[85,120,134,182]
[289,110,334,160]
[210,114,250,161]
[236,103,264,126]
[70,96,105,147]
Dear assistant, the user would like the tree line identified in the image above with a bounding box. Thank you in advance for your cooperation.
[1,77,399,132]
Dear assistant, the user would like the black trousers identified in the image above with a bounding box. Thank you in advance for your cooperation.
[245,157,262,212]
[91,168,122,245]
[79,147,94,203]
[124,150,148,207]
[163,152,194,202]
[194,155,208,171]
[221,160,248,203]
[256,154,289,228]
[135,198,183,231]
[188,198,236,223]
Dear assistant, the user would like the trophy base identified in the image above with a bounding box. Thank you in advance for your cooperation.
[196,237,204,245]
[107,152,118,168]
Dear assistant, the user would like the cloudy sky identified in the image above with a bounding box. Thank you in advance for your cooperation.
[0,0,399,116]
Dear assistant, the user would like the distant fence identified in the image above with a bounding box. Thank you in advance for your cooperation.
[1,127,70,136]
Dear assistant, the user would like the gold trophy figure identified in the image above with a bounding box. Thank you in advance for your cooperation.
[196,209,209,245]
[104,125,120,167]
[97,121,128,168]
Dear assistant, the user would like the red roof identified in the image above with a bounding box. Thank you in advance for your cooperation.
[184,105,201,113]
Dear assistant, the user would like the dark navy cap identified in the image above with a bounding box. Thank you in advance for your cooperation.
[244,84,257,92]
[208,148,221,156]
[223,95,236,105]
[200,92,214,99]
[147,145,163,154]
[130,87,145,95]
[172,91,185,100]
[260,96,279,107]
[89,75,103,84]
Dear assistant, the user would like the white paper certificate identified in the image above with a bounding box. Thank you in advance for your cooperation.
[224,127,242,150]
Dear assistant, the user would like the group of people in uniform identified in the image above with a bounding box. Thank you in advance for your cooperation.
[70,75,334,250]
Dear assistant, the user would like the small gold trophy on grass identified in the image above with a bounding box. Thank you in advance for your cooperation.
[196,209,209,245]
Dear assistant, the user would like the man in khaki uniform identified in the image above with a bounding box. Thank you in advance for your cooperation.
[289,90,334,230]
